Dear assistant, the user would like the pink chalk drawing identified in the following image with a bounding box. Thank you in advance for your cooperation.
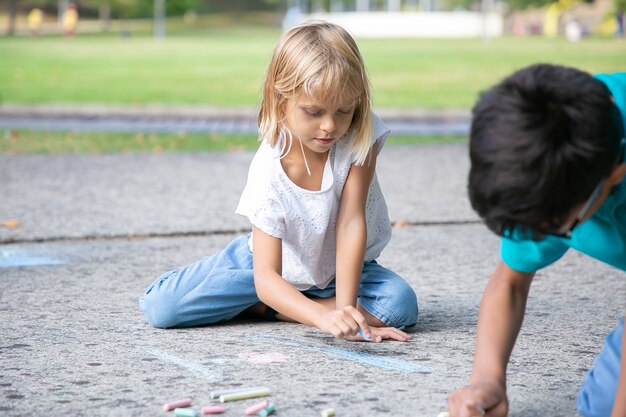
[238,351,288,365]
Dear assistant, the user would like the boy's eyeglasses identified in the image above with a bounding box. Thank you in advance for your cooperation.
[551,138,625,239]
[552,178,605,239]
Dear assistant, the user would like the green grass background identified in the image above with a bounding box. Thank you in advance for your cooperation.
[1,19,625,152]
[2,32,625,108]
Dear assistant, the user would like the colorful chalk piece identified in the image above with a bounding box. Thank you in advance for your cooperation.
[209,386,267,399]
[173,407,199,417]
[436,413,449,417]
[258,402,275,417]
[358,326,371,341]
[321,408,336,417]
[163,398,192,412]
[200,405,225,415]
[244,399,269,415]
[219,388,271,403]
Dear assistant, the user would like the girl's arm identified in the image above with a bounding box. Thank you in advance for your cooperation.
[252,225,328,327]
[253,224,404,341]
[334,150,376,311]
[253,225,374,338]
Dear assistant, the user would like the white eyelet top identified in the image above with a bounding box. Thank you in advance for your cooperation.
[235,113,392,290]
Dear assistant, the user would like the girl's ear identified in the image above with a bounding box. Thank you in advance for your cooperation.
[607,163,626,186]
[278,96,289,119]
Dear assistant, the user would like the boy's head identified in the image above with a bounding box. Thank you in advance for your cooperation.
[259,20,372,165]
[468,64,624,238]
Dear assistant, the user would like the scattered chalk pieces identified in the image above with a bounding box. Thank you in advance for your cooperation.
[258,402,276,417]
[244,399,269,415]
[219,388,271,403]
[163,398,193,412]
[173,407,199,417]
[200,405,225,415]
[321,408,336,417]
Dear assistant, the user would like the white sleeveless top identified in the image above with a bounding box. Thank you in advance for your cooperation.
[235,113,392,290]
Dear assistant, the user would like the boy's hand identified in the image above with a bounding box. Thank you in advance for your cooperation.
[448,381,508,417]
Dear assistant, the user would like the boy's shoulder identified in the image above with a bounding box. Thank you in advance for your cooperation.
[502,182,626,274]
[595,72,626,124]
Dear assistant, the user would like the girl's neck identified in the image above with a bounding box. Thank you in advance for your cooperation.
[281,143,329,191]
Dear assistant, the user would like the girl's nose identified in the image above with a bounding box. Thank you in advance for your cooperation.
[320,116,336,134]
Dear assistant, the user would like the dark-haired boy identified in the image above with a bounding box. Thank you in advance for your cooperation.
[448,64,626,417]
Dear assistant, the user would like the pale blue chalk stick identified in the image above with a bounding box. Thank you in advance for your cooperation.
[358,326,371,341]
[173,408,198,417]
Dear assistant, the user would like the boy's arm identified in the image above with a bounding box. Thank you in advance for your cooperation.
[611,322,626,417]
[448,260,534,417]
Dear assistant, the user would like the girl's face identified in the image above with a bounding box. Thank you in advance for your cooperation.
[283,94,356,155]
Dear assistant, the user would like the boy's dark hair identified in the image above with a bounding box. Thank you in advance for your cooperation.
[468,64,622,238]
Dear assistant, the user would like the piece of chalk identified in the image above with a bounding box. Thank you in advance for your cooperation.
[173,408,199,417]
[200,405,225,415]
[244,399,269,415]
[163,398,193,412]
[321,408,336,417]
[436,412,449,417]
[258,402,276,417]
[358,327,371,341]
[209,386,267,399]
[219,388,271,403]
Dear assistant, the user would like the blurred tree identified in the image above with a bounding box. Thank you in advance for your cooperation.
[7,0,17,35]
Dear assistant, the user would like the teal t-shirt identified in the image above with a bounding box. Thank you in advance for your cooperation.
[501,72,626,273]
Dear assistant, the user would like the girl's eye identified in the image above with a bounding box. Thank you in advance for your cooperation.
[304,109,322,117]
[338,109,353,115]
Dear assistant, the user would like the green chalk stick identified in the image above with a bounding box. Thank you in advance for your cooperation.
[259,403,276,417]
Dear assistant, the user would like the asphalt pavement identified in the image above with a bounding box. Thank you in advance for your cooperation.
[1,141,624,417]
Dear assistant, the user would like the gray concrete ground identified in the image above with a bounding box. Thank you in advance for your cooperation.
[1,144,624,417]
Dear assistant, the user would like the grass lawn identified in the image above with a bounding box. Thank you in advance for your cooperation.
[0,130,466,154]
[1,25,625,109]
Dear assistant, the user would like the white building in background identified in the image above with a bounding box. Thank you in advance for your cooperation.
[283,0,503,38]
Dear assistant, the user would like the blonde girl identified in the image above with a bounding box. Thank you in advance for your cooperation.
[139,21,418,342]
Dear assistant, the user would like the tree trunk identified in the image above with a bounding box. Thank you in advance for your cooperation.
[8,0,18,36]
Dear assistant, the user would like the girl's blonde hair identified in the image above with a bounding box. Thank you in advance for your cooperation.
[258,20,373,166]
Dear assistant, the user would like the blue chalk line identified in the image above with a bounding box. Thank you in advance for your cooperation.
[149,350,223,382]
[247,335,432,373]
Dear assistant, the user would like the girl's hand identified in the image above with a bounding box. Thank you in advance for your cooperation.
[316,306,411,342]
[317,306,369,340]
[366,326,411,343]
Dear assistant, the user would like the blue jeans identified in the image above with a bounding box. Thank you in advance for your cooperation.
[577,318,624,417]
[139,235,419,329]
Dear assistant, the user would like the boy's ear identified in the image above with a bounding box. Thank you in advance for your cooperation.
[607,163,626,186]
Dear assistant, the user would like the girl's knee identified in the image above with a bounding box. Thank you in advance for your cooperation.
[395,287,419,328]
[139,294,182,329]
[382,279,419,328]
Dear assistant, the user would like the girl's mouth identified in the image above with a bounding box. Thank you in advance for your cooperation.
[315,138,334,145]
